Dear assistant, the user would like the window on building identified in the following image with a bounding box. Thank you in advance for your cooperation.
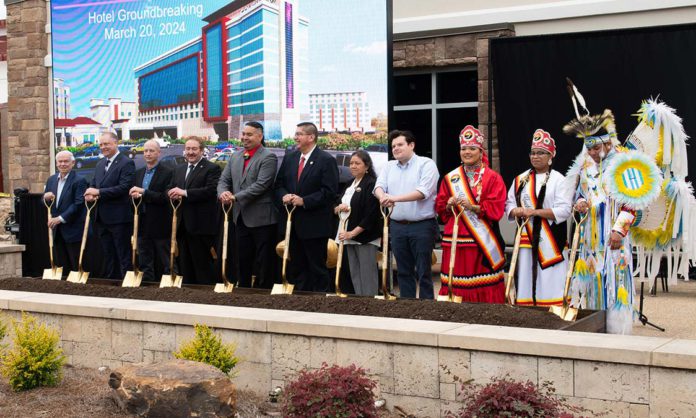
[393,68,478,170]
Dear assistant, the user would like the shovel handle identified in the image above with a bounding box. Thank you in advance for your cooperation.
[334,208,351,295]
[220,201,233,285]
[77,198,98,272]
[446,207,463,299]
[44,198,56,269]
[562,210,588,307]
[380,205,393,296]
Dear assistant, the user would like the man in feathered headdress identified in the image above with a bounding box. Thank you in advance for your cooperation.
[563,82,662,334]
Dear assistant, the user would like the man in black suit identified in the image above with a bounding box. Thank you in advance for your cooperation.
[218,121,278,289]
[274,122,339,292]
[168,137,222,284]
[129,140,174,281]
[85,132,135,279]
[43,150,88,274]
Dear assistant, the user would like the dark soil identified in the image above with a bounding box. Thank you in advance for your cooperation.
[0,277,575,330]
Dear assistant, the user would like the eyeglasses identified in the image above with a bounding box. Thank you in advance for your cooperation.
[529,151,550,157]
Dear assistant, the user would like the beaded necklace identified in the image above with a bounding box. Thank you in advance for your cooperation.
[463,162,485,203]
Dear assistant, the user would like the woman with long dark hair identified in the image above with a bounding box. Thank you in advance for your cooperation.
[334,150,381,296]
[504,129,572,306]
[435,126,507,302]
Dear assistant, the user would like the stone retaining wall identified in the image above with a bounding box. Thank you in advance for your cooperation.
[0,290,694,417]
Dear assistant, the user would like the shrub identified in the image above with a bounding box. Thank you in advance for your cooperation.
[173,324,238,375]
[282,363,378,418]
[448,376,587,418]
[0,312,66,392]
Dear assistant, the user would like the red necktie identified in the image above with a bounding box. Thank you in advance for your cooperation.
[297,156,305,180]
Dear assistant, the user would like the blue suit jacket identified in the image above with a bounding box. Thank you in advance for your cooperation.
[44,171,88,243]
[90,153,135,225]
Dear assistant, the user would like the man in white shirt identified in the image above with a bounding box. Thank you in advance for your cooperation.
[374,130,439,299]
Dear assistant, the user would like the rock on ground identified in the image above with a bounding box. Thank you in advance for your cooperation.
[109,359,236,417]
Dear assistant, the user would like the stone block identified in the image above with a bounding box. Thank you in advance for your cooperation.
[174,324,195,349]
[470,351,537,384]
[440,382,456,401]
[476,38,489,58]
[629,403,649,418]
[271,334,310,380]
[441,400,464,417]
[478,80,489,103]
[111,331,143,363]
[383,393,441,418]
[445,34,476,59]
[371,373,394,396]
[394,345,439,398]
[478,58,489,80]
[143,322,176,352]
[111,319,142,336]
[565,396,630,418]
[336,339,393,376]
[439,348,471,384]
[217,329,271,364]
[72,341,111,368]
[310,336,336,369]
[574,360,649,403]
[650,367,696,417]
[233,361,271,396]
[538,357,573,397]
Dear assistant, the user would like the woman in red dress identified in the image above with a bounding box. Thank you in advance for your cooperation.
[436,126,507,303]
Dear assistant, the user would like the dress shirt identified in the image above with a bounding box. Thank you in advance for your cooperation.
[373,154,439,222]
[143,165,157,190]
[56,172,69,223]
[104,152,119,171]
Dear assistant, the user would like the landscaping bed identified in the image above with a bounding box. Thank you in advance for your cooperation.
[0,278,591,330]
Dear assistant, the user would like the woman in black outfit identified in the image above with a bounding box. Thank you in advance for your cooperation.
[334,150,381,296]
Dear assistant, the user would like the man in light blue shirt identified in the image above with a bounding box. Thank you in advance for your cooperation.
[374,130,439,299]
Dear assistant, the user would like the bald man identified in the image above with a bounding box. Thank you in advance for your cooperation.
[129,140,174,281]
[43,151,89,275]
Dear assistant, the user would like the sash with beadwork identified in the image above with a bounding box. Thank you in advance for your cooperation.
[445,166,506,271]
[514,171,564,269]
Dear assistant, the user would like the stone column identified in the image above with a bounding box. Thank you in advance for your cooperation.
[6,0,51,193]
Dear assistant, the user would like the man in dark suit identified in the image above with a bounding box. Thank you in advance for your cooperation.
[129,140,174,281]
[168,137,222,284]
[218,121,278,288]
[274,122,339,292]
[43,150,88,275]
[84,132,135,280]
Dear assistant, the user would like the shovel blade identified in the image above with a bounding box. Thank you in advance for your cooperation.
[549,305,578,322]
[159,274,183,288]
[437,294,463,303]
[214,283,234,293]
[43,267,63,280]
[122,271,143,288]
[326,292,348,298]
[67,270,88,284]
[271,283,294,295]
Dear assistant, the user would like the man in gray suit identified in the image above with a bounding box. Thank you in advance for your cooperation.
[218,121,279,288]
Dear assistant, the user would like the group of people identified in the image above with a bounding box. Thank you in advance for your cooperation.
[44,115,639,333]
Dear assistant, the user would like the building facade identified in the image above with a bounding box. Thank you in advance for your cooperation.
[53,78,70,119]
[309,92,371,132]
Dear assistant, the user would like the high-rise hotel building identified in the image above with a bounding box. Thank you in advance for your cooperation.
[130,0,308,141]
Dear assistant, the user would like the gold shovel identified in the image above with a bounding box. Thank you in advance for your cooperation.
[214,201,234,293]
[375,206,397,300]
[42,198,63,280]
[437,207,463,303]
[505,214,530,305]
[328,208,351,298]
[550,210,587,321]
[160,198,183,288]
[122,196,143,287]
[67,198,97,284]
[272,204,296,295]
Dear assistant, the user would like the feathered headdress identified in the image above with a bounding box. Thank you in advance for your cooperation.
[563,78,618,148]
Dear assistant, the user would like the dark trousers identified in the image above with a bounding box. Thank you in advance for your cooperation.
[53,230,80,276]
[138,236,171,281]
[390,218,438,299]
[288,229,330,292]
[235,213,277,288]
[97,221,133,280]
[178,221,215,285]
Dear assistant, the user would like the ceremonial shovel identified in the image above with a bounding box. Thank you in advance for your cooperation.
[42,198,62,280]
[505,213,530,305]
[67,199,97,284]
[328,208,351,298]
[549,210,587,321]
[271,204,296,295]
[122,196,143,287]
[437,206,463,303]
[160,198,183,288]
[214,201,234,293]
[375,206,396,300]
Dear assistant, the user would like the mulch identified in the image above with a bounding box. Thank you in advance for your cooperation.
[0,277,572,329]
